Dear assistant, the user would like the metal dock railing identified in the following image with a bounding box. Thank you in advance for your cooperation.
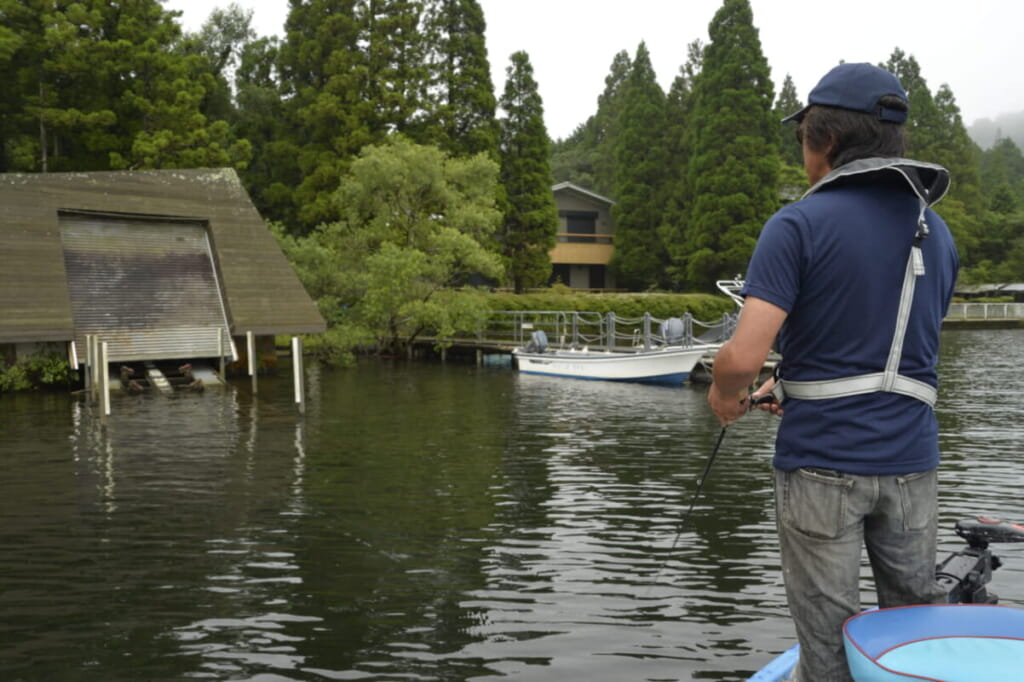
[462,310,737,352]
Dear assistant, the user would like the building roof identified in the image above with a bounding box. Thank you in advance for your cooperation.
[0,168,325,346]
[552,181,615,206]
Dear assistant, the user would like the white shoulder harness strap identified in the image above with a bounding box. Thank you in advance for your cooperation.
[771,158,950,408]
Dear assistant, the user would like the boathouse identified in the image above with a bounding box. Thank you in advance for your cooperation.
[0,168,325,374]
[550,182,617,290]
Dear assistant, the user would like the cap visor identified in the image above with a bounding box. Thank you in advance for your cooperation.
[781,105,809,124]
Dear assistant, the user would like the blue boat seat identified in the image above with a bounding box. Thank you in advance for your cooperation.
[843,604,1024,681]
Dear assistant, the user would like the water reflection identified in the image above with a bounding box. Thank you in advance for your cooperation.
[934,330,1024,613]
[432,374,785,680]
[1,334,1023,681]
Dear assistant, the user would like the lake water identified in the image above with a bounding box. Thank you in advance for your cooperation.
[2,329,1023,681]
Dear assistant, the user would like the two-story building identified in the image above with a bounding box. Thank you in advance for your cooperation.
[549,182,616,290]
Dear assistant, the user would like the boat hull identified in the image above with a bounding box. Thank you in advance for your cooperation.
[748,644,798,681]
[513,346,713,385]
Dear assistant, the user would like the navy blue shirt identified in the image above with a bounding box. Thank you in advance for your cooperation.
[743,179,959,475]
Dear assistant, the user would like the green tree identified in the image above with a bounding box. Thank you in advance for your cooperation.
[276,0,440,232]
[883,49,944,163]
[0,0,251,173]
[774,73,803,167]
[277,0,368,231]
[234,36,302,226]
[589,49,632,197]
[550,122,598,188]
[498,51,558,292]
[884,50,986,267]
[0,20,20,170]
[417,0,498,159]
[179,3,258,124]
[360,0,426,139]
[929,82,985,266]
[1,0,117,171]
[981,135,1024,193]
[660,39,702,288]
[971,136,1024,275]
[282,137,504,356]
[549,49,631,197]
[682,0,778,290]
[609,42,668,290]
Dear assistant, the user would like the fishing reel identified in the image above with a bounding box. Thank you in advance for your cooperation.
[935,516,1024,604]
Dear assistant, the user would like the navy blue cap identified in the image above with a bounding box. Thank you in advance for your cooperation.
[782,62,909,124]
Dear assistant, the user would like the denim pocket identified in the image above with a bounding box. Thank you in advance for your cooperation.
[779,468,855,540]
[895,469,937,531]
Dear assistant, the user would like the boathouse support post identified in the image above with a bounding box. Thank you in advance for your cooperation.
[292,336,305,413]
[218,328,226,378]
[643,313,652,351]
[69,340,78,382]
[606,313,615,352]
[100,341,110,421]
[84,334,93,399]
[247,331,257,395]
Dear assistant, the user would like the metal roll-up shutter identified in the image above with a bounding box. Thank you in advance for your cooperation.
[60,214,232,363]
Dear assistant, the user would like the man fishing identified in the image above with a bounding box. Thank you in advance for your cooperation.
[708,62,959,681]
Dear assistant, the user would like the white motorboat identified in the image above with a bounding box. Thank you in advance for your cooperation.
[513,344,715,385]
[512,317,720,385]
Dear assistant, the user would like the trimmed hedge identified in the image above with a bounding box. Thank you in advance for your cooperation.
[486,290,736,323]
[952,296,1014,303]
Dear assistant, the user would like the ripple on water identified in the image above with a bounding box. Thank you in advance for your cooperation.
[2,343,1023,681]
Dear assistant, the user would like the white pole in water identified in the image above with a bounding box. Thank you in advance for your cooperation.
[89,335,99,403]
[247,330,257,395]
[100,341,110,420]
[95,336,102,403]
[292,336,305,413]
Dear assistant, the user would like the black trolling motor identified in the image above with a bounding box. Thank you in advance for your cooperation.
[936,516,1024,604]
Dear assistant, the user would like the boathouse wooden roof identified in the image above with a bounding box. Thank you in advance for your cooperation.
[0,168,325,347]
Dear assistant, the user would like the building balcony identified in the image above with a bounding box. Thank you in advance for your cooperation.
[550,233,614,266]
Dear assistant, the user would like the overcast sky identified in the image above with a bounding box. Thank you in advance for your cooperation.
[165,0,1024,140]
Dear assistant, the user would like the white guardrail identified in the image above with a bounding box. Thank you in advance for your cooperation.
[947,302,1024,320]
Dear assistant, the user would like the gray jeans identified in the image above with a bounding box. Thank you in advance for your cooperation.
[775,467,945,682]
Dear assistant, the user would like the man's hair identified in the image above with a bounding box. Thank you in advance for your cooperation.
[798,95,908,168]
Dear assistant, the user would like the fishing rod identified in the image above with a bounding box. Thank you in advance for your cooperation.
[647,394,775,590]
[668,425,728,554]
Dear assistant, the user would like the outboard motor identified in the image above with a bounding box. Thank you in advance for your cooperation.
[935,516,1024,604]
[660,317,686,346]
[523,329,548,353]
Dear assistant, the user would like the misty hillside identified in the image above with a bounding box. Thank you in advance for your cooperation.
[968,110,1024,150]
